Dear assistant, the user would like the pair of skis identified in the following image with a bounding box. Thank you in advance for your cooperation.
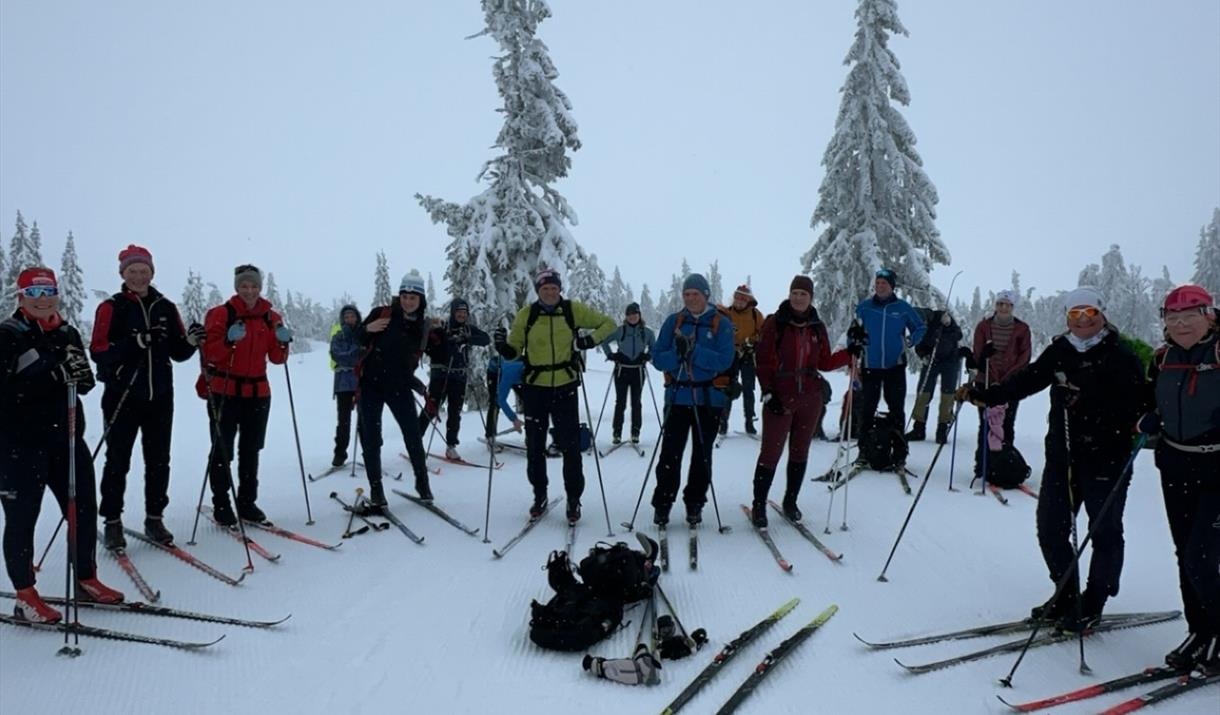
[599,440,645,458]
[332,491,424,545]
[999,666,1218,713]
[656,522,698,572]
[492,497,562,558]
[426,451,504,470]
[100,535,160,603]
[985,482,1040,504]
[660,598,837,715]
[825,462,916,495]
[741,503,844,572]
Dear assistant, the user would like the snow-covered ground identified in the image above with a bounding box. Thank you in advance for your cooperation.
[0,345,1207,714]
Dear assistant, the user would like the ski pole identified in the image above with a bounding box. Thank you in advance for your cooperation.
[643,362,663,427]
[577,356,615,537]
[975,358,992,496]
[1062,400,1090,675]
[683,362,729,534]
[823,356,858,534]
[590,362,616,443]
[282,360,314,525]
[57,381,81,657]
[947,361,965,492]
[999,433,1146,688]
[656,583,706,651]
[482,355,503,544]
[620,398,671,532]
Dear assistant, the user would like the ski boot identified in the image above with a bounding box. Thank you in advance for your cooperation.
[212,498,238,527]
[367,481,388,509]
[653,502,672,527]
[102,518,126,551]
[143,516,174,545]
[444,446,462,461]
[630,432,640,445]
[566,499,581,524]
[935,422,950,445]
[1165,632,1218,672]
[529,493,548,520]
[904,421,926,442]
[237,501,268,525]
[78,577,124,604]
[612,433,622,446]
[750,500,768,528]
[415,474,434,503]
[1029,587,1078,623]
[782,461,806,521]
[13,587,61,623]
[744,419,757,435]
[685,503,703,526]
[331,453,346,468]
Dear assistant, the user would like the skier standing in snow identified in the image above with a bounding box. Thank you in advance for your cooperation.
[493,267,616,522]
[91,245,203,549]
[1,268,125,622]
[1140,285,1220,672]
[601,302,655,445]
[905,308,963,445]
[486,354,525,434]
[649,274,736,526]
[417,298,490,461]
[965,289,1032,481]
[750,276,853,526]
[854,269,926,435]
[720,284,764,436]
[201,264,291,526]
[961,287,1145,630]
[356,270,437,508]
[328,304,361,467]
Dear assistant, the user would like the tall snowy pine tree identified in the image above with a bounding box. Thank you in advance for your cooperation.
[181,270,207,324]
[59,232,86,327]
[1193,207,1220,297]
[417,0,584,352]
[568,250,610,315]
[708,260,724,306]
[3,211,39,316]
[802,0,948,338]
[265,272,282,308]
[373,251,392,308]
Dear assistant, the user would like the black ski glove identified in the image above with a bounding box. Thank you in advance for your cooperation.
[915,343,932,359]
[53,349,93,385]
[574,334,597,351]
[846,323,868,344]
[673,333,690,360]
[980,341,997,359]
[185,322,207,347]
[763,392,785,415]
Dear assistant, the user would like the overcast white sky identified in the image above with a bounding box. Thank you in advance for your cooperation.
[1,1,1217,315]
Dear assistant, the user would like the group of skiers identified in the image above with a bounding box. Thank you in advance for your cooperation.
[0,251,1215,675]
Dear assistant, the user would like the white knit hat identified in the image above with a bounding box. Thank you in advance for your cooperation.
[994,289,1019,308]
[1062,286,1105,313]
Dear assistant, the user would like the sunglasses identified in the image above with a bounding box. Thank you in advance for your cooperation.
[1162,309,1207,326]
[1066,306,1101,320]
[21,286,58,299]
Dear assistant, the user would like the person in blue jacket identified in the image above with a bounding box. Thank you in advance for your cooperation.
[486,354,525,433]
[329,304,362,467]
[854,268,926,435]
[649,274,737,526]
[601,302,656,445]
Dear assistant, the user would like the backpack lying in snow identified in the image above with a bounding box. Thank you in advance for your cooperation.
[987,445,1031,488]
[577,542,654,605]
[529,551,624,652]
[859,414,909,471]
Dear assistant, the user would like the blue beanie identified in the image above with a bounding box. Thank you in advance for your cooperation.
[682,273,710,299]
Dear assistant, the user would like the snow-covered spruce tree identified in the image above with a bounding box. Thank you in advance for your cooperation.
[708,260,724,306]
[607,266,631,317]
[27,220,44,267]
[1193,207,1220,297]
[3,211,35,316]
[416,0,584,407]
[373,251,392,308]
[1084,244,1158,343]
[968,286,983,327]
[427,272,439,315]
[568,249,610,315]
[639,283,657,326]
[281,290,313,353]
[265,272,282,308]
[181,270,207,324]
[59,232,86,328]
[802,0,947,339]
[1151,265,1174,307]
[206,282,225,308]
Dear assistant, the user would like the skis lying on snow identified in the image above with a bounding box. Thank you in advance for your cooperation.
[734,430,760,441]
[854,610,1182,650]
[392,489,479,537]
[0,613,224,650]
[492,497,561,558]
[826,463,867,491]
[242,518,342,551]
[1095,671,1220,715]
[660,597,801,715]
[398,453,440,475]
[1016,484,1039,499]
[0,590,289,629]
[891,612,1182,674]
[98,534,161,603]
[740,505,792,573]
[996,666,1187,712]
[715,604,838,715]
[307,463,347,482]
[199,507,281,563]
[375,506,424,544]
[598,441,627,458]
[767,500,843,563]
[658,524,670,572]
[476,436,528,455]
[123,528,245,586]
[426,451,503,470]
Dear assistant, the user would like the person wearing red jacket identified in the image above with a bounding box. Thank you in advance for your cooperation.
[750,276,854,527]
[965,289,1032,482]
[200,265,290,526]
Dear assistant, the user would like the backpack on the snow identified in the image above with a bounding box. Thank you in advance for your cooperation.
[529,551,625,652]
[987,445,1030,488]
[859,413,908,470]
[577,542,654,605]
[548,422,593,454]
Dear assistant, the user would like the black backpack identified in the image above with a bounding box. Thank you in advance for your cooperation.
[860,415,908,471]
[529,551,624,652]
[987,445,1031,488]
[578,542,654,605]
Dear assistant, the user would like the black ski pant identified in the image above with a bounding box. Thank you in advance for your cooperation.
[1156,443,1220,635]
[417,375,465,448]
[652,404,720,512]
[0,435,98,589]
[973,401,1020,481]
[98,389,174,520]
[858,365,907,432]
[360,384,429,485]
[333,391,355,462]
[612,366,644,439]
[206,396,271,508]
[1036,452,1131,604]
[522,383,584,502]
[720,359,756,431]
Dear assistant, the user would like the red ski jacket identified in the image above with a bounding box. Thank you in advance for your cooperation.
[756,301,850,407]
[200,296,287,399]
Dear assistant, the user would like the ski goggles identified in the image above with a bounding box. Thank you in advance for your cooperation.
[875,269,897,283]
[1065,306,1101,320]
[1160,307,1211,325]
[20,285,58,299]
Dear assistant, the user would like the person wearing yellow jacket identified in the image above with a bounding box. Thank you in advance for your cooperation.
[721,284,765,436]
[494,267,616,523]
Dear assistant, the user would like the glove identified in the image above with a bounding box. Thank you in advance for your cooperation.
[846,342,863,357]
[424,394,439,421]
[915,343,932,359]
[1135,412,1162,435]
[449,326,469,345]
[149,323,169,344]
[133,330,154,350]
[763,392,784,415]
[641,352,651,363]
[275,325,294,343]
[674,333,690,360]
[609,353,625,364]
[574,334,597,351]
[226,322,247,344]
[980,341,997,359]
[954,384,986,406]
[846,323,867,344]
[53,351,92,384]
[493,326,508,346]
[185,322,207,347]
